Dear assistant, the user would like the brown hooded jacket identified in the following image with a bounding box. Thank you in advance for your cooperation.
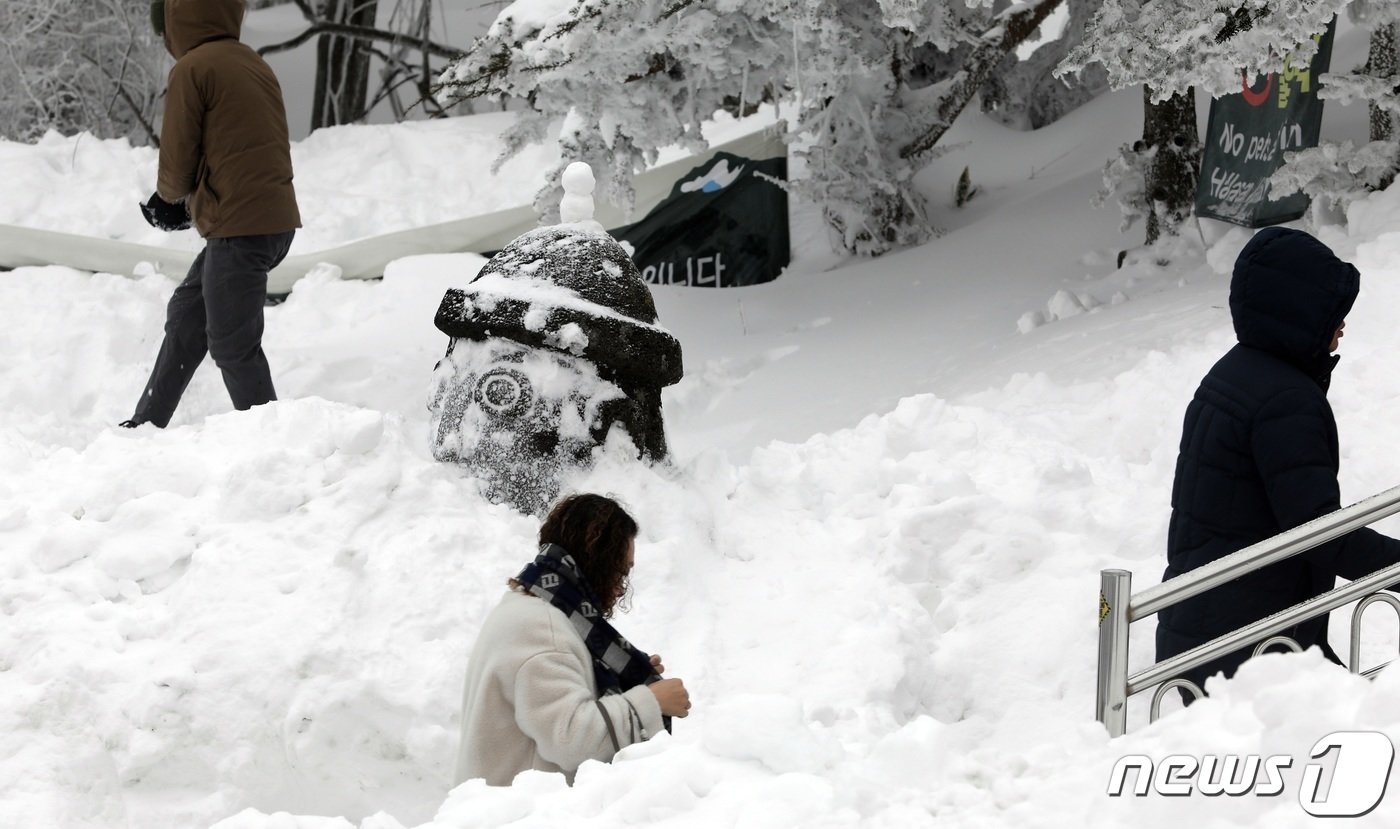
[158,0,301,238]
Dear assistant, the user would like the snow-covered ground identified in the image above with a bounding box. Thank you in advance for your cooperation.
[7,35,1400,829]
[0,114,553,255]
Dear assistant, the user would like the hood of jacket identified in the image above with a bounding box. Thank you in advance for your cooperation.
[1229,227,1358,369]
[165,0,243,59]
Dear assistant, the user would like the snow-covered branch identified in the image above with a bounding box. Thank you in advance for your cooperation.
[0,0,164,144]
[1271,140,1400,208]
[900,0,1066,163]
[1058,0,1349,100]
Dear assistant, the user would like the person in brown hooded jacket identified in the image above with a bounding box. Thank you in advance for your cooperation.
[124,0,301,429]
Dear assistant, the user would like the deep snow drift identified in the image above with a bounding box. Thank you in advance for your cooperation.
[4,67,1400,829]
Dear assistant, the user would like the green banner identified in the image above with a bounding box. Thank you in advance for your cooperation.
[1194,17,1336,227]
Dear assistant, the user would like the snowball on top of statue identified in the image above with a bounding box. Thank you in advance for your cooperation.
[431,162,683,389]
[558,161,605,232]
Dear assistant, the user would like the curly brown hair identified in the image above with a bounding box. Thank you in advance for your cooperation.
[537,493,639,617]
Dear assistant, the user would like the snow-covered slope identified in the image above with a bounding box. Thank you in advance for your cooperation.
[5,64,1400,829]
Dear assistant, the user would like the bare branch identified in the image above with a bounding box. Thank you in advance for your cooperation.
[1,0,162,143]
[104,41,135,118]
[80,52,161,146]
[258,19,462,60]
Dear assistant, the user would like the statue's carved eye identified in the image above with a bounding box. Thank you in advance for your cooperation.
[474,369,532,417]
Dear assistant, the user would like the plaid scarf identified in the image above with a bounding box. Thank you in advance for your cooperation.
[516,544,667,715]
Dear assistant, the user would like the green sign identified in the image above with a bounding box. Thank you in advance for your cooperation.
[1194,18,1337,227]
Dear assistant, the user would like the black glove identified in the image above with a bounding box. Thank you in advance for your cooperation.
[140,192,192,232]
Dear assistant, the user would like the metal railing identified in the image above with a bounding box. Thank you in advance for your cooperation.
[1096,484,1400,736]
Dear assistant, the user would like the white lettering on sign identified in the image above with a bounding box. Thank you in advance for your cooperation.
[1218,121,1245,157]
[643,252,727,287]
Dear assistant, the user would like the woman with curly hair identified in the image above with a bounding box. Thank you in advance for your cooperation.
[454,493,691,786]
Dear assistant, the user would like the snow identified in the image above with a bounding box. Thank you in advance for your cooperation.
[0,116,556,255]
[463,270,671,333]
[487,0,579,42]
[429,337,620,471]
[558,161,597,224]
[0,109,774,259]
[545,323,590,355]
[5,51,1400,829]
[1015,2,1071,60]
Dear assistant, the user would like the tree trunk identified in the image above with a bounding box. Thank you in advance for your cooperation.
[1368,22,1397,143]
[1367,22,1397,190]
[311,0,378,130]
[1142,86,1200,244]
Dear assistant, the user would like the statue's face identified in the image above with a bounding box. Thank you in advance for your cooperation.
[428,339,623,511]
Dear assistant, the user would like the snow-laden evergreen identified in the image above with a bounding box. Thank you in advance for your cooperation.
[435,0,1071,255]
[1272,2,1400,212]
[1060,0,1350,101]
[1062,1,1400,224]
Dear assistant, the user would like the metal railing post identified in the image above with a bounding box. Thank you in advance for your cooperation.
[1350,593,1400,675]
[1097,569,1132,737]
[1150,678,1205,722]
[1252,636,1303,657]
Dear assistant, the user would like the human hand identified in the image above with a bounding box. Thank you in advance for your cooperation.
[140,192,192,232]
[649,654,664,675]
[649,677,690,718]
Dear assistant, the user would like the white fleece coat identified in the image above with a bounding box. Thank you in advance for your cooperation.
[454,590,665,786]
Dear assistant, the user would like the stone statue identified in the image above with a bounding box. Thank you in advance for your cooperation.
[428,162,684,513]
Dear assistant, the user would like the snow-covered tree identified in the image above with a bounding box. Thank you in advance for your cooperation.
[0,0,164,144]
[1271,1,1400,209]
[1090,88,1200,244]
[1059,0,1400,233]
[1092,135,1151,233]
[1061,0,1349,101]
[436,0,1068,256]
[980,0,1109,131]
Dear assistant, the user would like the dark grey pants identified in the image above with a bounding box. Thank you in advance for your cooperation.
[132,231,295,427]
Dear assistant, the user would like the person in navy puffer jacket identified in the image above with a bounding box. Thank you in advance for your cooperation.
[1156,226,1400,695]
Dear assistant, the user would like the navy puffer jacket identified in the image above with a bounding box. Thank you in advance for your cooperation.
[1156,227,1400,688]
